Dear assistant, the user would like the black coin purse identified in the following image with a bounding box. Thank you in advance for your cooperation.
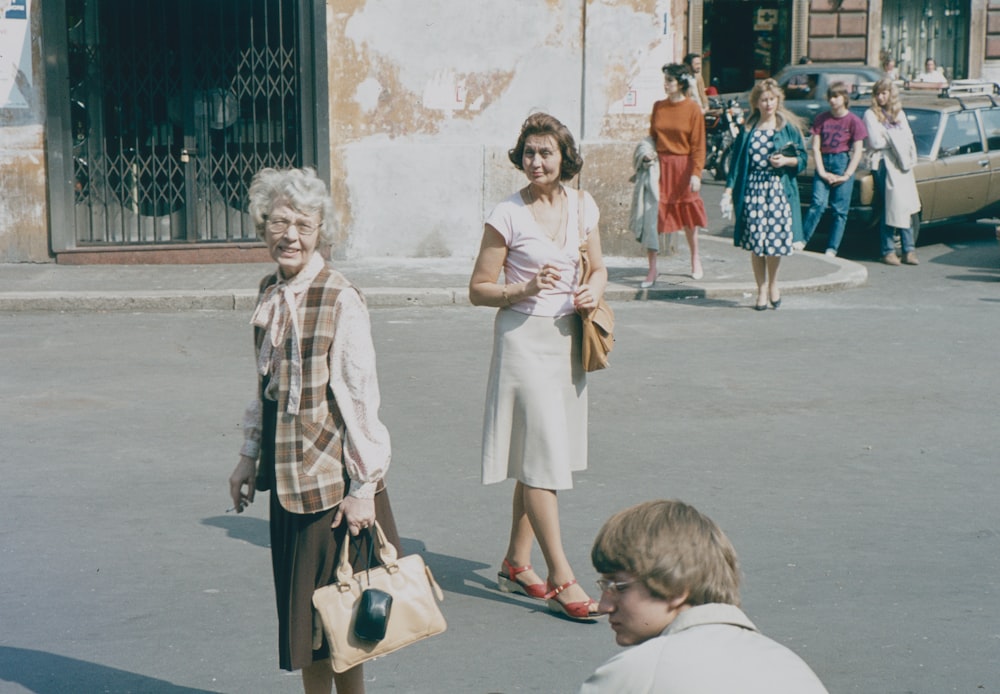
[354,587,393,641]
[352,533,393,642]
[778,143,803,159]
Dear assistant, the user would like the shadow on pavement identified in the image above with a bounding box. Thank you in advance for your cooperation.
[201,515,270,548]
[399,539,550,613]
[642,294,742,308]
[946,271,1000,283]
[0,647,219,694]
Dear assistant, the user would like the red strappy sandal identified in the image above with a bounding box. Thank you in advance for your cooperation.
[497,558,546,599]
[544,578,600,621]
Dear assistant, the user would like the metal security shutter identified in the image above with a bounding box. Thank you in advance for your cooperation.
[45,0,323,253]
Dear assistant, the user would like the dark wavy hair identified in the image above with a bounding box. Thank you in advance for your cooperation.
[507,112,584,181]
[662,63,695,95]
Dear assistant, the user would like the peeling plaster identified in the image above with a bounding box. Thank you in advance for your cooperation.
[588,1,675,131]
[341,141,484,259]
[0,129,49,261]
[0,0,681,263]
[343,1,554,87]
[327,0,674,260]
[354,77,383,111]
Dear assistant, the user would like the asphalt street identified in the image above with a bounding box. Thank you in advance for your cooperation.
[1,227,999,693]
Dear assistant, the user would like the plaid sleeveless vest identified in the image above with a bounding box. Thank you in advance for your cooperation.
[254,265,358,514]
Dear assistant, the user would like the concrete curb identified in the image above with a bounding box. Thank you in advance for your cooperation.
[0,245,867,312]
[0,290,243,312]
[605,254,869,301]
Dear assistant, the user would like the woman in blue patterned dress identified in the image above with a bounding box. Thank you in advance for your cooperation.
[722,79,807,310]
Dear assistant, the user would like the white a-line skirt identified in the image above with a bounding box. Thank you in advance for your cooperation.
[481,308,588,490]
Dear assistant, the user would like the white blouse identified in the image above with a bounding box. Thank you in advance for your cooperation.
[486,186,600,318]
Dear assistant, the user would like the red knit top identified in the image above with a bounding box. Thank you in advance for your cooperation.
[649,97,706,177]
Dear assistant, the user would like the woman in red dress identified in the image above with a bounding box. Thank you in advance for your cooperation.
[643,63,708,287]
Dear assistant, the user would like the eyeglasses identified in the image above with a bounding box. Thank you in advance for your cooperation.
[265,217,319,237]
[596,578,636,595]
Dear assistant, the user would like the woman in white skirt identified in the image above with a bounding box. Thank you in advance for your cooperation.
[469,112,607,621]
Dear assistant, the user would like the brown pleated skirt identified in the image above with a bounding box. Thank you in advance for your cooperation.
[262,396,401,672]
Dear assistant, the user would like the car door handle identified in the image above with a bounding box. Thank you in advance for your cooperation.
[979,159,989,167]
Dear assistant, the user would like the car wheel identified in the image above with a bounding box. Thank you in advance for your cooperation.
[911,212,921,245]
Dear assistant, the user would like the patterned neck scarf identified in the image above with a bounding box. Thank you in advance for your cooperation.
[250,253,326,415]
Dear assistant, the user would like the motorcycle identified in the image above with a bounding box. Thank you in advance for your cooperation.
[704,96,745,181]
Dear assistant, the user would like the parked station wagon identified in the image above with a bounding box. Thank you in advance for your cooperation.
[797,81,1000,248]
[721,63,885,128]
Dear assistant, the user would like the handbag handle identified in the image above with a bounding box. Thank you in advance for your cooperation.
[577,190,592,286]
[335,519,399,586]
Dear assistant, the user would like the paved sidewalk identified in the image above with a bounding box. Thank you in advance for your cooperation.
[0,235,866,312]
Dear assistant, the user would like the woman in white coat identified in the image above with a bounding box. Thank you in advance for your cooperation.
[864,78,922,265]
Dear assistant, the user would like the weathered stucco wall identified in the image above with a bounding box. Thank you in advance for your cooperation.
[0,2,49,263]
[0,126,48,261]
[326,0,684,260]
[0,1,686,263]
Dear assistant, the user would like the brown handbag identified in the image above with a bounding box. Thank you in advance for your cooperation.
[312,521,447,673]
[576,190,615,371]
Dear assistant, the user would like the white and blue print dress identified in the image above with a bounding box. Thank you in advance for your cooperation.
[739,129,793,256]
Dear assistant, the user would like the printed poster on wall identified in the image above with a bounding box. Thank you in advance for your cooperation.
[0,0,31,109]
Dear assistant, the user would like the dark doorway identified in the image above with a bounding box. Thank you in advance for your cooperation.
[704,0,792,94]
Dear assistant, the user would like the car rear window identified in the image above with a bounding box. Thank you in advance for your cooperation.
[907,110,940,157]
[980,108,1000,150]
[822,73,870,95]
[847,106,939,158]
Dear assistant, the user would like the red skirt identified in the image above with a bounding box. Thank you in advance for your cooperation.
[657,153,708,233]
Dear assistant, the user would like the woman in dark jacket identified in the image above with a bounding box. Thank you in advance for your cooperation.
[723,78,807,310]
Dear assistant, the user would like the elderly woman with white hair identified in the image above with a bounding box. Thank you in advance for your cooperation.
[228,167,399,694]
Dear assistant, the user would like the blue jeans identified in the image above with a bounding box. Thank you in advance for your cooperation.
[802,152,854,252]
[875,162,915,256]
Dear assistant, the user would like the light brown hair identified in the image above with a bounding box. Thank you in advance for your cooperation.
[870,77,903,125]
[746,78,804,133]
[591,500,741,606]
[826,80,851,102]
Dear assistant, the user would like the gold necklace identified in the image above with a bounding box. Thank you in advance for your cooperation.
[525,186,567,243]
